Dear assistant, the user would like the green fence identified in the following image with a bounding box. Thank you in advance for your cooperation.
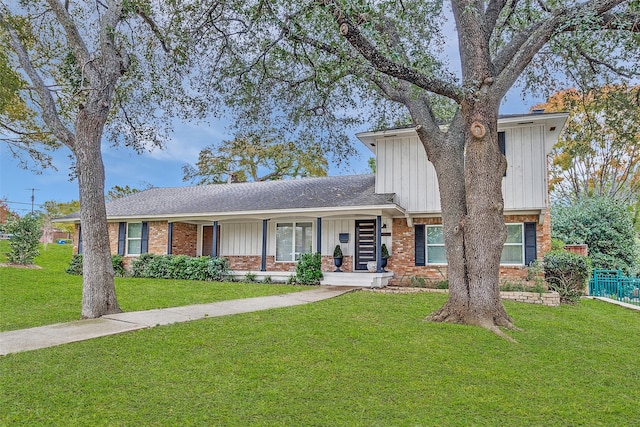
[589,270,640,306]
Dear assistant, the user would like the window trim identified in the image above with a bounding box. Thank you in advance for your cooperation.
[126,222,143,256]
[426,225,447,265]
[501,223,525,265]
[422,223,527,266]
[275,221,314,262]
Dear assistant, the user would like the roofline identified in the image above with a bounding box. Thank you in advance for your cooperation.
[356,112,569,151]
[54,204,406,224]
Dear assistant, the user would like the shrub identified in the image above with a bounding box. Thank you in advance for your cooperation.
[111,255,127,277]
[131,253,156,277]
[207,257,231,281]
[435,280,449,289]
[295,252,323,285]
[244,272,257,282]
[409,276,427,288]
[168,255,191,280]
[66,254,128,277]
[183,256,211,281]
[544,250,592,303]
[333,245,343,258]
[381,243,390,259]
[5,214,42,265]
[551,238,565,251]
[552,196,638,275]
[66,254,83,275]
[145,255,173,279]
[262,275,272,284]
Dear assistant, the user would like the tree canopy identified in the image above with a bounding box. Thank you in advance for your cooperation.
[183,133,328,184]
[1,0,211,318]
[535,84,640,205]
[180,0,640,332]
[552,196,638,275]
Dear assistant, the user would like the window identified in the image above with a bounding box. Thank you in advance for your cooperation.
[276,222,313,261]
[426,225,447,264]
[500,224,524,265]
[127,222,143,255]
[417,223,529,266]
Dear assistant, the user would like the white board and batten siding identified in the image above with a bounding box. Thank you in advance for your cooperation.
[374,123,558,214]
[218,218,392,257]
[220,222,262,256]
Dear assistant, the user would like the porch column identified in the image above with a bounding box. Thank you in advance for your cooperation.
[316,217,322,254]
[167,222,173,255]
[261,219,268,272]
[212,220,219,258]
[376,215,383,273]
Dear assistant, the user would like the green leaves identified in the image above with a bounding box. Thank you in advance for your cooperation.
[183,132,328,184]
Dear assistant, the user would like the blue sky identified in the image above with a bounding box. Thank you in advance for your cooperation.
[0,90,545,215]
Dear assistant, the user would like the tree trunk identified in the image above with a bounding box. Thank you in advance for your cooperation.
[420,102,515,332]
[76,108,121,319]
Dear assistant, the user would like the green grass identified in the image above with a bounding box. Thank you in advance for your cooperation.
[1,293,639,426]
[2,241,640,425]
[0,241,307,331]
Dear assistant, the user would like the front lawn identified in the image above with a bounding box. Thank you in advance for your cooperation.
[1,292,639,426]
[0,242,306,331]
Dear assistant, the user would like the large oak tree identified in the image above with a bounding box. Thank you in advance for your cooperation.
[1,0,206,318]
[187,0,640,333]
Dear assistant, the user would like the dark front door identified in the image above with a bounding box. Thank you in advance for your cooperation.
[355,220,376,270]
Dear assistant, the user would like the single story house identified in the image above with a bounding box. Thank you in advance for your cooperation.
[61,112,568,287]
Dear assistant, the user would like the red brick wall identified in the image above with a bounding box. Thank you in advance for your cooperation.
[225,255,355,273]
[171,222,197,257]
[148,221,168,255]
[389,213,552,283]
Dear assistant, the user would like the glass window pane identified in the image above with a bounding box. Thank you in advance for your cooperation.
[128,239,142,255]
[427,226,444,244]
[505,224,523,243]
[276,223,293,261]
[295,222,313,259]
[427,246,447,264]
[128,223,142,238]
[501,245,523,264]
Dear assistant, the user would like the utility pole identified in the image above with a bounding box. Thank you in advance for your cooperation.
[27,188,39,214]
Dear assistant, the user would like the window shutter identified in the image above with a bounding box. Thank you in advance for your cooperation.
[498,131,506,177]
[117,222,126,256]
[524,222,537,265]
[77,225,83,255]
[167,223,173,255]
[415,224,426,266]
[141,222,149,254]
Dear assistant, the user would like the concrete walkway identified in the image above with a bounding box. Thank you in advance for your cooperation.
[0,286,357,356]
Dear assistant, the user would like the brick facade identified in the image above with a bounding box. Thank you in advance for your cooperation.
[389,212,552,284]
[72,209,551,284]
[224,255,355,273]
[170,222,197,256]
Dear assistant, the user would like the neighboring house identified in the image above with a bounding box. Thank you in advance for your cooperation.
[59,112,568,287]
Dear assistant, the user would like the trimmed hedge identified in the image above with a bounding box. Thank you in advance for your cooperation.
[130,254,232,281]
[65,254,127,277]
[544,250,592,303]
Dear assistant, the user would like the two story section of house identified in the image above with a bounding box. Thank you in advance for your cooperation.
[61,112,568,287]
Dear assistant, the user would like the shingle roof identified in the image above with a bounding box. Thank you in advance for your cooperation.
[63,175,396,220]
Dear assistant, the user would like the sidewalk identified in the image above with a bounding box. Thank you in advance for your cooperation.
[0,286,357,356]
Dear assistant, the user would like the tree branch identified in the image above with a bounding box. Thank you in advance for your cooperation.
[1,14,76,149]
[493,0,629,99]
[484,0,509,39]
[320,0,463,102]
[135,6,170,53]
[44,0,93,77]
